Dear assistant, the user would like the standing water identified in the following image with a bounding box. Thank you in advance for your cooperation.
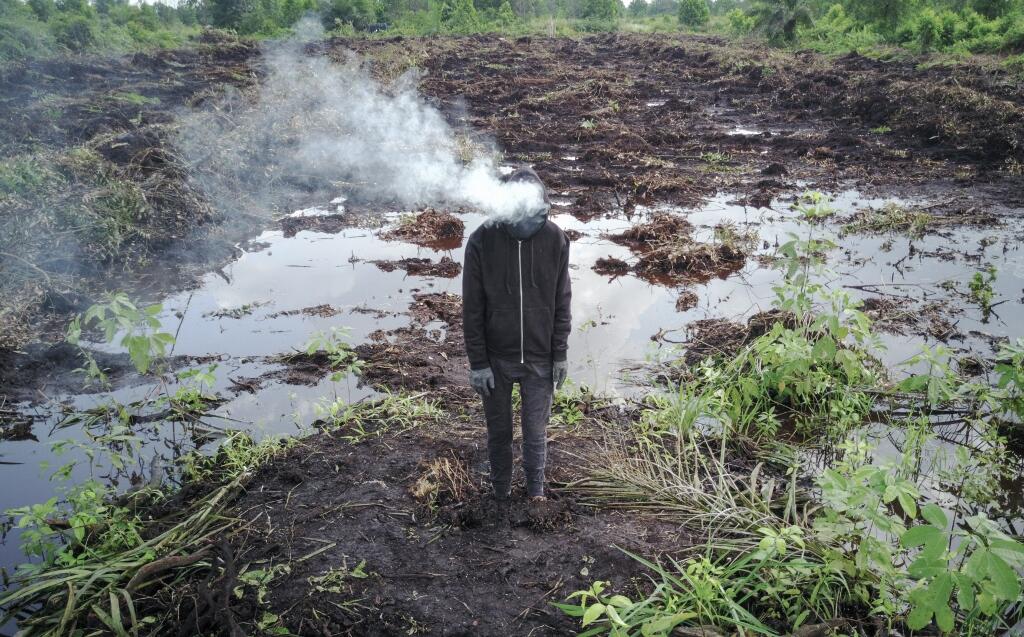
[2,188,1023,586]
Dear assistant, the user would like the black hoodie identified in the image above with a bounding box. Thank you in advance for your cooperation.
[462,172,571,371]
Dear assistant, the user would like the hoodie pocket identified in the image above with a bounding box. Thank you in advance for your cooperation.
[522,305,553,359]
[485,307,520,356]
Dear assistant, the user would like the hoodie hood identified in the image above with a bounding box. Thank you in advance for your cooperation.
[498,165,550,241]
[504,208,549,240]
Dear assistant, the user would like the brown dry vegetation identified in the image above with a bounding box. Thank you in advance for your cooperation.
[0,32,258,350]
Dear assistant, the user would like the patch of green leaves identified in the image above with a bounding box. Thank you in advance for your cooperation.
[67,292,174,381]
[968,264,997,322]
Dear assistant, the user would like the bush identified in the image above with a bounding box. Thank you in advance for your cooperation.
[581,0,620,21]
[27,0,55,21]
[0,1,54,61]
[972,0,1015,19]
[50,12,95,50]
[320,0,375,30]
[440,0,481,33]
[677,0,708,27]
[1001,12,1024,52]
[725,7,753,33]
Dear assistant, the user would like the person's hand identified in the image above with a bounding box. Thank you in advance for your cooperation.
[470,367,495,398]
[553,360,568,390]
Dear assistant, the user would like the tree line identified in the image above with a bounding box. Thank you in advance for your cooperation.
[1,0,1022,63]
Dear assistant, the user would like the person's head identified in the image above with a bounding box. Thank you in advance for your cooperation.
[500,166,550,240]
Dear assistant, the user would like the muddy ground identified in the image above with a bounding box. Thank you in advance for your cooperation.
[3,31,1024,636]
[4,31,1024,396]
[190,411,692,637]
[339,33,1024,212]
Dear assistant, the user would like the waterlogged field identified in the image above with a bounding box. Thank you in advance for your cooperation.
[2,32,1024,636]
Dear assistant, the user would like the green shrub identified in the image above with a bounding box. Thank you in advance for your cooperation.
[913,8,942,50]
[726,7,754,34]
[50,12,95,50]
[440,0,481,33]
[677,0,708,27]
[27,0,55,21]
[496,0,516,28]
[319,0,375,30]
[972,0,1015,19]
[0,156,62,198]
[0,6,54,61]
[581,0,620,21]
[1001,12,1024,52]
[749,0,814,44]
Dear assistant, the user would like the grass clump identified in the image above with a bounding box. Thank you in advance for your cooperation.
[313,390,444,443]
[410,453,477,511]
[843,202,934,237]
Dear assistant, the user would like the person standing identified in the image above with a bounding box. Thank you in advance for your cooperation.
[461,167,571,502]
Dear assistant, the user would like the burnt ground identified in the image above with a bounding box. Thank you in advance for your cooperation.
[336,33,1024,217]
[4,31,1024,399]
[201,418,691,637]
[4,32,1024,635]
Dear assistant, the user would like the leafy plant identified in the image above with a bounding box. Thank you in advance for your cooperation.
[700,151,731,171]
[968,264,998,322]
[559,528,848,636]
[814,436,1024,634]
[169,364,219,417]
[308,557,369,594]
[992,337,1024,421]
[66,292,174,382]
[312,391,443,443]
[677,0,709,28]
[551,383,594,429]
[182,431,293,483]
[749,0,813,44]
[305,326,364,382]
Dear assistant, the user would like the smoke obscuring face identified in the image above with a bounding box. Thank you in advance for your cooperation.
[175,18,545,221]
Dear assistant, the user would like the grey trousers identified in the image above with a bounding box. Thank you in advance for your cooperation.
[482,357,553,498]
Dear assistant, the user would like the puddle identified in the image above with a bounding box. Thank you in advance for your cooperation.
[645,100,667,107]
[727,126,764,136]
[3,190,1023,579]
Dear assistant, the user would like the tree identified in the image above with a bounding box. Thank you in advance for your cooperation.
[677,0,708,26]
[496,0,517,25]
[627,0,647,17]
[750,0,812,42]
[50,13,95,50]
[441,0,481,32]
[843,0,918,33]
[649,0,678,16]
[205,0,256,28]
[971,0,1014,18]
[321,0,376,29]
[27,0,55,20]
[580,0,619,20]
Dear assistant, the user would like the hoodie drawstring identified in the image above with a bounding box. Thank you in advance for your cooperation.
[504,235,513,296]
[502,232,539,296]
[530,240,537,288]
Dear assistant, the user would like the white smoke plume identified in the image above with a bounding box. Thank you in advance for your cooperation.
[175,18,545,222]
